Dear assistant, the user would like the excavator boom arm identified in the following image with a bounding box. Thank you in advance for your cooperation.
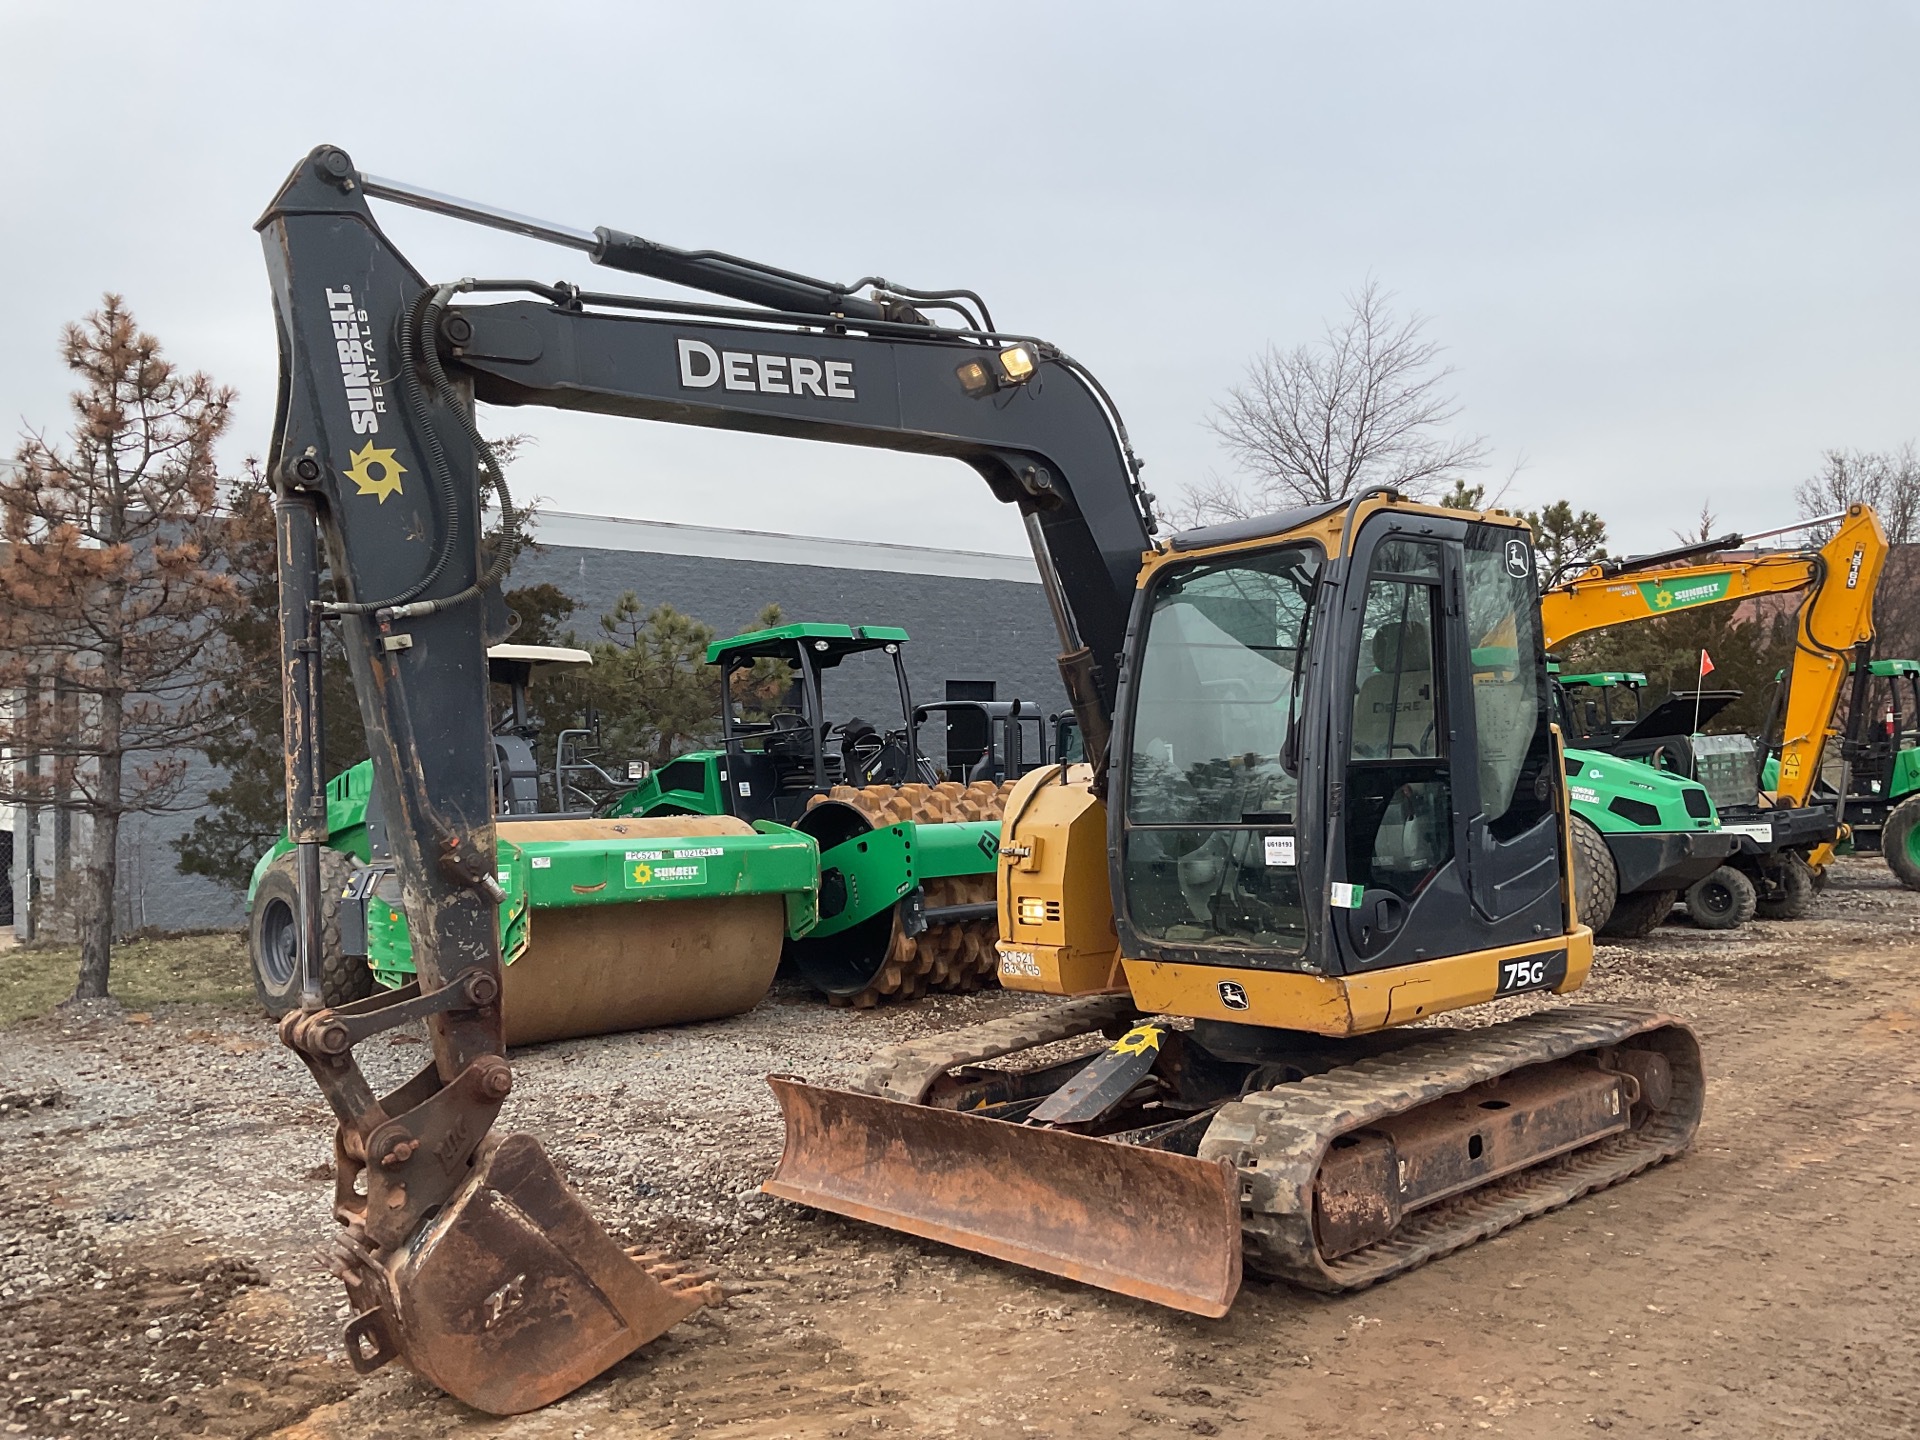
[255,143,1159,1413]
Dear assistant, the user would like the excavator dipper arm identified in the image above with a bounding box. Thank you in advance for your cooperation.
[257,143,1155,1412]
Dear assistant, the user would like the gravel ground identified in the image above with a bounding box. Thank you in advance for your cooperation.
[4,860,1919,1438]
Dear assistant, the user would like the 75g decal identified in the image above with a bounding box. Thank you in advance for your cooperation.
[1496,949,1568,996]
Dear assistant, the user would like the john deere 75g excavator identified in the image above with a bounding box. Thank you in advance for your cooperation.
[259,146,1702,1414]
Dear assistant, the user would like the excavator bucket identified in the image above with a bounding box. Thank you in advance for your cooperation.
[763,1077,1242,1316]
[347,1132,716,1415]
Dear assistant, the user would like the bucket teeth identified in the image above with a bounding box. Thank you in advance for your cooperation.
[626,1247,724,1302]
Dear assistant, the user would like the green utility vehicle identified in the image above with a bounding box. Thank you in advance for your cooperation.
[1825,657,1920,888]
[1558,670,1836,921]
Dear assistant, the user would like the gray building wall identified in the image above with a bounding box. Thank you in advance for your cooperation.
[510,512,1068,738]
[14,513,1066,936]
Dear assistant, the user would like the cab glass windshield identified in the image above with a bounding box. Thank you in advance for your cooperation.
[1122,544,1321,953]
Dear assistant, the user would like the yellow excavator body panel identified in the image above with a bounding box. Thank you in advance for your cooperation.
[992,761,1125,996]
[1121,930,1593,1034]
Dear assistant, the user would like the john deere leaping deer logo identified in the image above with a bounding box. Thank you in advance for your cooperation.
[344,442,407,503]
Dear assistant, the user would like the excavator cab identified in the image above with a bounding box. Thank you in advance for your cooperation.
[1114,511,1562,978]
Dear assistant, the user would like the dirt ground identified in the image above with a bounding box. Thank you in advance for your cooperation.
[4,859,1919,1439]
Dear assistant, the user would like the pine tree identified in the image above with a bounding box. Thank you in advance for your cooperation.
[0,297,241,997]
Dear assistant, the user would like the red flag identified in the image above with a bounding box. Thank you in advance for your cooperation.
[1698,649,1716,679]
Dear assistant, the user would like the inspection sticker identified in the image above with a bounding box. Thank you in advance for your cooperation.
[1264,834,1296,867]
[1330,882,1365,909]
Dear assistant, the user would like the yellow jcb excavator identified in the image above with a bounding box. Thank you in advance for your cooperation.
[1539,504,1888,904]
[261,148,1703,1411]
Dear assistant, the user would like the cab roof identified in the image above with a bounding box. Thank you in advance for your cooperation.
[707,622,910,665]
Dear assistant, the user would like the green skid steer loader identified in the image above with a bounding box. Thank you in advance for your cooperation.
[1558,670,1833,924]
[1552,671,1739,935]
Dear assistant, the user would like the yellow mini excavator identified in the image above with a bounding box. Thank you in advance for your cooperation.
[768,495,1703,1313]
[260,147,1702,1410]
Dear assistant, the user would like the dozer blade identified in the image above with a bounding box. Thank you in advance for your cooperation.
[763,1077,1242,1316]
[358,1132,715,1415]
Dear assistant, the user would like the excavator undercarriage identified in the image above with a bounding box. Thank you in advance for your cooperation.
[769,1000,1701,1313]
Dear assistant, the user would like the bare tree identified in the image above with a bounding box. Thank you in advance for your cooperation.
[1796,444,1919,544]
[1176,280,1490,526]
[0,296,240,998]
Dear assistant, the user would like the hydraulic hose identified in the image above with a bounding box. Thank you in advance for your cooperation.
[322,283,520,620]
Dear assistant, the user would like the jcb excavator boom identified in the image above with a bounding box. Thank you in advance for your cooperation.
[1540,504,1888,806]
[260,144,1155,1412]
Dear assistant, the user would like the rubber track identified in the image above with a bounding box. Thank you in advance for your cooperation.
[1199,1004,1704,1291]
[848,994,1140,1102]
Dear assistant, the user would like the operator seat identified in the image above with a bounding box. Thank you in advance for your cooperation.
[1351,620,1436,758]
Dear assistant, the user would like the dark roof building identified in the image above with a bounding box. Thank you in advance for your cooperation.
[10,513,1066,936]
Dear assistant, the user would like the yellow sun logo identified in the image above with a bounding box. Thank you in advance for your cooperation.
[344,442,407,503]
[630,862,653,886]
[1653,588,1674,609]
[1111,1023,1164,1056]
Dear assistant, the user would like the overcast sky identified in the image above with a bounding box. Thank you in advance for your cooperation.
[4,2,1914,558]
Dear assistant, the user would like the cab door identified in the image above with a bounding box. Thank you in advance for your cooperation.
[1453,523,1561,928]
[1330,518,1562,972]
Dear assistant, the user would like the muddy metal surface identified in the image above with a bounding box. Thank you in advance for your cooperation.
[3,859,1918,1438]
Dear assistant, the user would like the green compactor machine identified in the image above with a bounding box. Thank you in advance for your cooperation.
[246,625,1039,1038]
